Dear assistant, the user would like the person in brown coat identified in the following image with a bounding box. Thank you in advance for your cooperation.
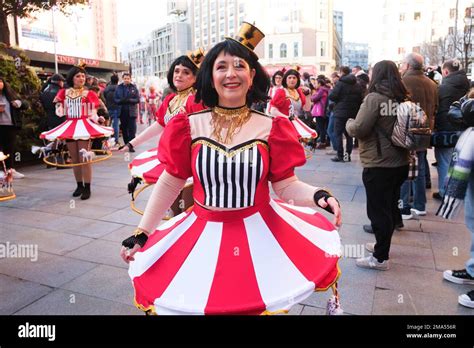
[346,60,410,270]
[398,53,438,220]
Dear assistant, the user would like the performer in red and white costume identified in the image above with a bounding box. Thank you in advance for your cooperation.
[120,23,342,315]
[124,49,205,215]
[40,64,113,200]
[269,69,317,140]
[265,70,283,114]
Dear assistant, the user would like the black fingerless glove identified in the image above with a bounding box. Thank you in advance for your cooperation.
[313,190,339,214]
[122,233,148,249]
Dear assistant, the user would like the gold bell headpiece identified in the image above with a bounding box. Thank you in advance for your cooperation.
[225,21,265,58]
[75,61,87,70]
[187,47,205,68]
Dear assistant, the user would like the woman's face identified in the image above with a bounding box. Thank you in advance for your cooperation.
[173,64,196,91]
[274,75,283,87]
[286,75,298,89]
[212,51,255,107]
[73,72,86,88]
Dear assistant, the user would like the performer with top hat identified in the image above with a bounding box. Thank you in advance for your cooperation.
[120,22,342,315]
[40,64,113,200]
[124,49,206,216]
[269,68,317,140]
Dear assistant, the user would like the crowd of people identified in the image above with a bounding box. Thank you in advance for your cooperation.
[1,20,474,314]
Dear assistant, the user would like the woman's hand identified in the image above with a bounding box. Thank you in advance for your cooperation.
[120,244,141,264]
[11,100,22,108]
[97,116,105,124]
[318,197,342,227]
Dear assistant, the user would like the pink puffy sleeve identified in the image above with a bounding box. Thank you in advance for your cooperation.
[157,113,193,180]
[53,88,66,103]
[267,116,306,183]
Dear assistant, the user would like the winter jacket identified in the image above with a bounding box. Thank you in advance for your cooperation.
[310,86,329,117]
[435,70,471,132]
[346,81,410,168]
[328,74,364,119]
[103,84,119,111]
[39,82,65,129]
[402,69,438,130]
[114,83,139,118]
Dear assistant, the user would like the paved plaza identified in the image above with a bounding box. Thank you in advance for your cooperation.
[1,128,473,315]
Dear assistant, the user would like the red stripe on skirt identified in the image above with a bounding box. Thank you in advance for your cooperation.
[59,120,79,139]
[278,204,335,231]
[260,204,339,288]
[204,220,266,315]
[133,216,207,309]
[82,119,109,138]
[142,163,165,183]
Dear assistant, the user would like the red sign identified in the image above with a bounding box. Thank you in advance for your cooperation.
[57,54,100,67]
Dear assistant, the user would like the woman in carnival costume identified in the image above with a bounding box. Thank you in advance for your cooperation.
[124,49,206,216]
[269,68,317,140]
[120,22,342,315]
[40,64,113,200]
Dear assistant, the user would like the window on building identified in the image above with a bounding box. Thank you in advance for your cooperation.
[220,10,225,20]
[293,42,298,57]
[239,3,244,13]
[269,43,273,58]
[280,43,287,58]
[211,14,216,22]
[320,65,326,72]
[320,41,326,56]
[212,25,216,34]
[210,1,216,11]
[229,20,234,30]
[398,47,405,55]
[212,37,216,44]
[399,13,405,21]
[414,12,421,20]
[449,26,454,35]
[239,17,244,25]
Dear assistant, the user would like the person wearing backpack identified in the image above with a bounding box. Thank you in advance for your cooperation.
[399,53,438,219]
[346,60,410,270]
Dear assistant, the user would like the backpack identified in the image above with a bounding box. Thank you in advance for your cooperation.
[376,100,431,155]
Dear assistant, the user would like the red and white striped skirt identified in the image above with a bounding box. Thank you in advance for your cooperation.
[40,118,113,141]
[129,148,164,184]
[291,117,317,140]
[128,199,341,315]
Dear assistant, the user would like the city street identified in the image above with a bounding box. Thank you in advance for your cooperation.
[1,126,473,316]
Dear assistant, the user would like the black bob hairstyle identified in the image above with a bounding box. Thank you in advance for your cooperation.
[194,39,270,108]
[281,69,301,89]
[167,55,199,91]
[271,70,284,86]
[66,65,87,88]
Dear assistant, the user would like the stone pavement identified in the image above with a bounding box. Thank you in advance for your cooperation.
[1,129,473,316]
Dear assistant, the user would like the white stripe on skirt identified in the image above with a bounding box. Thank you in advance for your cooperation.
[244,212,314,312]
[154,221,223,315]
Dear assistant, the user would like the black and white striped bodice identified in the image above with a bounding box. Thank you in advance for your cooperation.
[65,96,84,119]
[194,138,265,209]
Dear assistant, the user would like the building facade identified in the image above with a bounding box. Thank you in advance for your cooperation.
[333,10,343,68]
[342,42,369,70]
[128,40,152,80]
[376,0,473,68]
[255,0,337,76]
[150,21,192,78]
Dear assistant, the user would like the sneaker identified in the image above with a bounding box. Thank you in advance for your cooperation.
[443,269,474,285]
[331,156,345,162]
[326,150,337,156]
[11,169,25,179]
[401,207,413,220]
[356,255,389,271]
[411,208,427,216]
[458,290,474,308]
[365,242,375,253]
[432,192,442,201]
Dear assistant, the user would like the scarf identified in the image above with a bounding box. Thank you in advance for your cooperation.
[437,127,474,219]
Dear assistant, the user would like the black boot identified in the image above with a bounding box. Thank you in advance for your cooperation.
[73,182,84,197]
[81,183,91,200]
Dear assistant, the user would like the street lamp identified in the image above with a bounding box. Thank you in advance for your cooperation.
[51,4,58,74]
